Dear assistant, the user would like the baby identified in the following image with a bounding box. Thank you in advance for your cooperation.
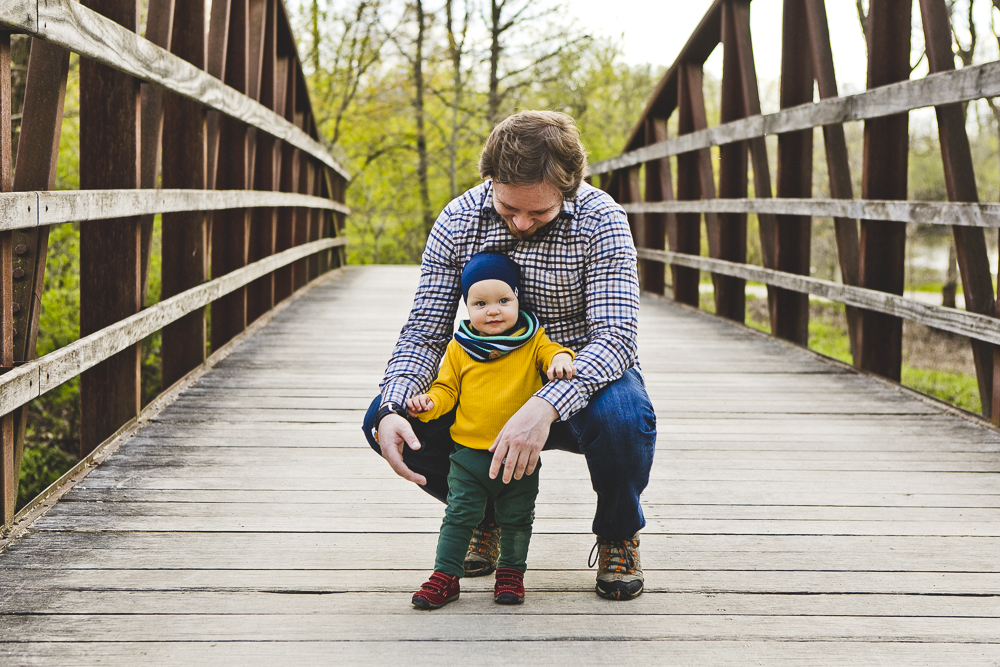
[408,252,574,609]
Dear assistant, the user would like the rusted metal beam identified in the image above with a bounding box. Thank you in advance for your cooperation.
[674,63,705,308]
[857,0,910,382]
[161,0,207,389]
[274,59,296,303]
[78,0,143,456]
[918,0,996,419]
[716,1,748,323]
[773,0,813,345]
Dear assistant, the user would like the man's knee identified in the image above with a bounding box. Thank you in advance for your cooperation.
[575,369,656,452]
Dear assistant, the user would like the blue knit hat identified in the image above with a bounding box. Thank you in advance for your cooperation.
[461,253,520,302]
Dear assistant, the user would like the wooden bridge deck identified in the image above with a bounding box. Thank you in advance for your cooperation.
[1,265,999,665]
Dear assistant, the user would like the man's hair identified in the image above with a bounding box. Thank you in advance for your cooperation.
[479,110,588,200]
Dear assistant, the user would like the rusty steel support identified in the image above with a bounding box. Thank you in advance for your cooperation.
[248,0,279,323]
[917,0,996,419]
[160,0,207,389]
[857,0,910,381]
[206,0,232,194]
[1,32,15,523]
[716,1,749,322]
[804,0,861,360]
[138,0,175,307]
[211,0,251,351]
[79,0,143,455]
[773,0,813,345]
[307,160,323,281]
[641,117,671,296]
[674,64,705,308]
[330,170,347,269]
[292,151,314,291]
[617,167,643,286]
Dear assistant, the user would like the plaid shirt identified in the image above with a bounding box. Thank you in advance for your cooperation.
[380,180,640,420]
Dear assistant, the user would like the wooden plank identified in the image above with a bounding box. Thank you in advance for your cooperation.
[78,0,142,455]
[0,0,37,32]
[0,32,13,525]
[639,118,668,296]
[620,197,1000,228]
[25,0,349,177]
[590,57,1000,176]
[773,0,812,345]
[0,238,344,416]
[636,248,1000,346]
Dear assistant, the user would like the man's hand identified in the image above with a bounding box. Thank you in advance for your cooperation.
[488,396,558,483]
[377,413,426,485]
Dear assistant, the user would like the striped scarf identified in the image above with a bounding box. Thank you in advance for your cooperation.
[454,310,540,362]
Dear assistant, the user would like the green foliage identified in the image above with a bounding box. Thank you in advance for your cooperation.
[901,367,982,414]
[17,444,76,510]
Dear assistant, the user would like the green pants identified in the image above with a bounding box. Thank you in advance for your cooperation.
[434,445,539,577]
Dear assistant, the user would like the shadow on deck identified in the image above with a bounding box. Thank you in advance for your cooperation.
[1,265,999,665]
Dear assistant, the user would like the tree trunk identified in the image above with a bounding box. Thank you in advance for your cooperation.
[413,0,433,235]
[488,0,501,126]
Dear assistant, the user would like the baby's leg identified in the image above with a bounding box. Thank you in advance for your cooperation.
[492,469,540,572]
[434,452,490,577]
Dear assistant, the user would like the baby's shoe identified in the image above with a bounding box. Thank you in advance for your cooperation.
[411,571,460,610]
[494,567,525,605]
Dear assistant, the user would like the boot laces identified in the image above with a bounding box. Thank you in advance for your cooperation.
[589,538,637,572]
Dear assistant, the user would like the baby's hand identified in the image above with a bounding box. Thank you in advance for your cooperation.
[406,394,435,416]
[547,353,575,381]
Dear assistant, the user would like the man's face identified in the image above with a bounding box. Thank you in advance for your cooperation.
[493,181,563,240]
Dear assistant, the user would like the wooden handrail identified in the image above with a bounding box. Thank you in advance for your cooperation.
[0,237,346,417]
[0,190,350,232]
[622,198,1000,229]
[590,59,1000,176]
[0,0,350,179]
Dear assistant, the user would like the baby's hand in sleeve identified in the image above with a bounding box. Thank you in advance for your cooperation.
[406,394,435,416]
[547,352,575,381]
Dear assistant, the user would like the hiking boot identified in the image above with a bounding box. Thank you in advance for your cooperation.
[590,533,643,600]
[494,567,525,605]
[464,521,501,577]
[411,571,461,610]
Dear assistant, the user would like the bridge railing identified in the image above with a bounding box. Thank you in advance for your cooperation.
[591,0,1000,424]
[0,0,349,526]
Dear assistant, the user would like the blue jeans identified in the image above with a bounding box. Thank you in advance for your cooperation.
[363,368,656,539]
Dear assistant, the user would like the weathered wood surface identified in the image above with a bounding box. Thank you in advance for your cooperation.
[637,248,1000,346]
[2,265,999,665]
[0,0,348,178]
[590,57,1000,176]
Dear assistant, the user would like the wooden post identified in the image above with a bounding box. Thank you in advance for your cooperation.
[160,0,207,389]
[773,0,813,345]
[308,161,323,281]
[674,64,704,308]
[641,117,670,296]
[804,0,861,360]
[247,0,278,323]
[8,39,70,522]
[1,32,15,523]
[274,60,297,303]
[857,0,910,382]
[211,0,251,351]
[919,0,996,419]
[717,1,749,322]
[138,0,175,306]
[292,135,313,291]
[78,0,142,456]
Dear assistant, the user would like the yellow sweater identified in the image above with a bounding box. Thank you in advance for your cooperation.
[417,328,574,450]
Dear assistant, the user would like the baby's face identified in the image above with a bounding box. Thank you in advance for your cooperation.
[467,279,519,335]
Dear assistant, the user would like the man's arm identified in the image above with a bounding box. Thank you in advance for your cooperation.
[534,204,639,420]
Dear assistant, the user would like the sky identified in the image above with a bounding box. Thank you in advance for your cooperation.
[565,0,870,101]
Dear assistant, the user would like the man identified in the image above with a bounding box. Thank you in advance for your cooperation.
[363,110,656,600]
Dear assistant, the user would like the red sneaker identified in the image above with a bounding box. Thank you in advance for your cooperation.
[494,567,525,605]
[412,571,461,610]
